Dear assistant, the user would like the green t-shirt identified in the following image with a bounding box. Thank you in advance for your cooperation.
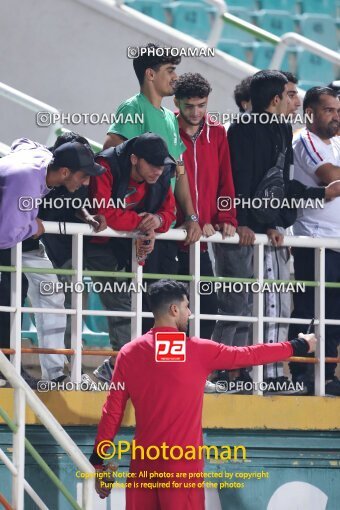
[108,92,186,167]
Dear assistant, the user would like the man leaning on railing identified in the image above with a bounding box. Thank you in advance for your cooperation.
[0,137,105,387]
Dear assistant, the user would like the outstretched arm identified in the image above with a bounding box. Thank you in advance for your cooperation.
[204,334,316,373]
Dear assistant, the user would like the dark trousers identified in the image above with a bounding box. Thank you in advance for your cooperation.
[85,240,132,351]
[178,249,217,339]
[289,247,340,380]
[142,241,179,333]
[0,248,29,351]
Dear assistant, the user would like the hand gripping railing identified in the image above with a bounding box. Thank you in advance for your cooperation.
[0,352,95,510]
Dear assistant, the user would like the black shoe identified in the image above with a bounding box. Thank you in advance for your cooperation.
[51,375,67,384]
[292,375,314,395]
[325,377,340,396]
[234,372,253,394]
[21,368,39,389]
[264,376,302,395]
[211,370,229,384]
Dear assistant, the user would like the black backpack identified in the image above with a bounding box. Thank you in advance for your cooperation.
[252,140,286,224]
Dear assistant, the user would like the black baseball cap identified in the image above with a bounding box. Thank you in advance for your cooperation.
[132,132,176,166]
[52,141,106,176]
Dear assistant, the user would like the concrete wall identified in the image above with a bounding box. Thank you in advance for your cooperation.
[0,0,256,147]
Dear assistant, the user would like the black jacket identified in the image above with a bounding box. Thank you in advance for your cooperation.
[228,114,325,233]
[98,137,175,214]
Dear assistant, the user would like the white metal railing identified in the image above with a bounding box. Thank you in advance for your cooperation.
[1,222,340,397]
[0,81,103,154]
[0,351,95,510]
[270,32,340,73]
[221,12,340,74]
[0,82,62,148]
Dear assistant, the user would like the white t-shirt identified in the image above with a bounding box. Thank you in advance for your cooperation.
[293,128,340,237]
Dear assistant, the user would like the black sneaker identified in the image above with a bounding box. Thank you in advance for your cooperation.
[264,376,304,395]
[292,375,314,395]
[325,377,340,396]
[212,371,240,393]
[234,371,253,394]
[21,368,39,389]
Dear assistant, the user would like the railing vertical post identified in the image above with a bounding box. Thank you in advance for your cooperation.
[314,247,325,396]
[12,387,25,510]
[10,243,23,373]
[252,242,264,395]
[131,241,142,338]
[189,239,201,338]
[70,234,83,383]
[82,479,95,510]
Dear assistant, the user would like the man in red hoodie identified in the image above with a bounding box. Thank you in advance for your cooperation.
[90,279,316,509]
[174,73,237,339]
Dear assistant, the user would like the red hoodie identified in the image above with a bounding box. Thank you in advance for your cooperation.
[176,114,237,233]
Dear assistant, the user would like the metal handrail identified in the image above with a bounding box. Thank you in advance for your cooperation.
[0,353,95,509]
[0,82,62,147]
[1,221,338,397]
[222,12,340,71]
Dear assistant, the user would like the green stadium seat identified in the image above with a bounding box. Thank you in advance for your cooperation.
[299,80,327,90]
[218,40,248,61]
[297,50,335,83]
[22,298,38,345]
[252,42,291,69]
[167,2,215,40]
[125,0,168,23]
[299,14,337,49]
[261,0,297,11]
[255,9,295,36]
[299,0,337,16]
[224,0,257,8]
[82,287,110,347]
[222,7,254,43]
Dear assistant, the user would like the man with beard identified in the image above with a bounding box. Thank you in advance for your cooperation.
[89,279,316,508]
[289,86,340,395]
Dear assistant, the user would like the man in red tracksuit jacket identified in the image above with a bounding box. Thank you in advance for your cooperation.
[90,280,316,509]
[174,73,238,339]
[86,133,177,382]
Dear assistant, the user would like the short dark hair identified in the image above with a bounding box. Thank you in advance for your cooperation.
[250,70,288,113]
[303,86,338,112]
[174,73,212,99]
[233,76,252,112]
[280,71,298,84]
[52,132,90,150]
[133,43,181,86]
[147,279,189,315]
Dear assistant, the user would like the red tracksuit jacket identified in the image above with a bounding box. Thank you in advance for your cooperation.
[93,326,293,471]
[176,115,238,230]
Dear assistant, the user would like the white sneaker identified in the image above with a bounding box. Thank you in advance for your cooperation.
[81,373,98,391]
[204,380,216,393]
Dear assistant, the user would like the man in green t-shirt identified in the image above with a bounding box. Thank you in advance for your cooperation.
[92,44,202,383]
[103,42,201,246]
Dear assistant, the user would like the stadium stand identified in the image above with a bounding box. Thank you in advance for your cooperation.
[125,0,340,84]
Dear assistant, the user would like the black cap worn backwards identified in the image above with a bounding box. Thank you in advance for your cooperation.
[132,132,176,166]
[52,141,106,176]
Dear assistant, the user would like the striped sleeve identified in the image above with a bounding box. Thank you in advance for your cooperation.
[294,129,331,171]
